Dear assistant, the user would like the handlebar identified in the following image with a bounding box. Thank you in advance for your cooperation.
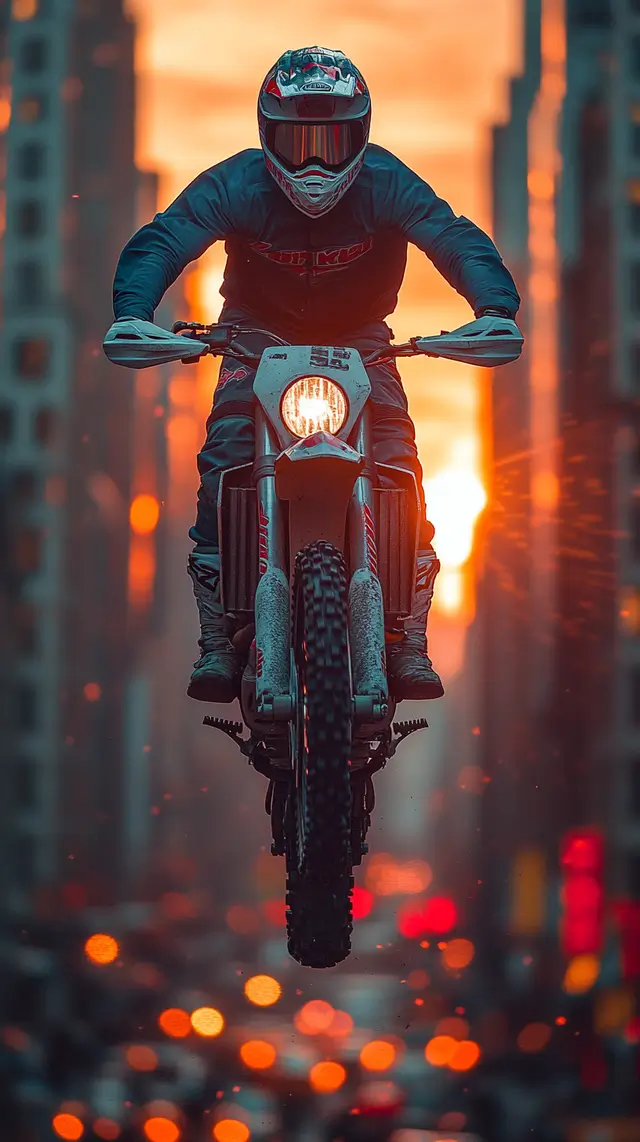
[171,320,431,367]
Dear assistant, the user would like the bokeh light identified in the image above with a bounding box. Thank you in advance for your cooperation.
[190,1007,225,1038]
[352,885,374,919]
[425,1035,458,1067]
[125,1044,158,1071]
[449,1040,481,1071]
[213,1122,250,1142]
[563,954,600,995]
[53,1115,84,1141]
[309,1061,347,1093]
[225,904,259,935]
[359,1040,398,1072]
[517,1022,552,1053]
[423,896,457,934]
[326,1009,354,1038]
[239,1039,276,1070]
[130,493,160,535]
[366,854,433,896]
[143,1120,180,1142]
[158,1008,191,1038]
[294,999,335,1035]
[84,934,119,965]
[435,1016,470,1041]
[243,974,282,1007]
[441,938,475,970]
[407,969,430,990]
[93,1121,121,1141]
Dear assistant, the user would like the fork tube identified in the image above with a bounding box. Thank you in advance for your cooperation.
[253,407,291,719]
[348,406,389,712]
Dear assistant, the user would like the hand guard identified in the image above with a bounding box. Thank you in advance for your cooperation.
[103,317,207,370]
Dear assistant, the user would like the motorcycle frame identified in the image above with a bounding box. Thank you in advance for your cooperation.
[246,345,391,723]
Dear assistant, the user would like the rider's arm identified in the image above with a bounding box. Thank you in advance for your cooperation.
[382,152,520,318]
[112,154,246,322]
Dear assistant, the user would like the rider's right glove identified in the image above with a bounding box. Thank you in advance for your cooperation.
[103,317,207,370]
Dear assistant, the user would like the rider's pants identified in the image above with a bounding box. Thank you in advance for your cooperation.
[189,309,434,553]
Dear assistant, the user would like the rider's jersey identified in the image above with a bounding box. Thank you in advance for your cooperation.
[113,144,520,339]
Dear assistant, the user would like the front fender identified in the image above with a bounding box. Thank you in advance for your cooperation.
[275,430,363,559]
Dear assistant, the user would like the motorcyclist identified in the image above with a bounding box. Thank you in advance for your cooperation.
[107,46,520,705]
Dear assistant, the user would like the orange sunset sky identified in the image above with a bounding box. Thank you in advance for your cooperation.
[126,0,523,613]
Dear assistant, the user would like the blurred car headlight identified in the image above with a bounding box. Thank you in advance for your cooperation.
[281,375,348,437]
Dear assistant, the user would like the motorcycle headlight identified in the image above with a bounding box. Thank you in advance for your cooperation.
[281,375,348,438]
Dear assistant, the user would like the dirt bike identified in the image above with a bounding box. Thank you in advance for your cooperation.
[104,313,523,968]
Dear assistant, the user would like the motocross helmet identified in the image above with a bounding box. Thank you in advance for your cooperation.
[258,46,371,218]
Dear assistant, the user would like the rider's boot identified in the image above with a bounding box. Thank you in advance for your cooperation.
[386,548,444,701]
[186,553,242,703]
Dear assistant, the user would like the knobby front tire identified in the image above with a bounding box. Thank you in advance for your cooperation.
[286,540,354,968]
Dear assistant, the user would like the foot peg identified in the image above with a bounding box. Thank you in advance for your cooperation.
[203,715,251,756]
[389,717,429,758]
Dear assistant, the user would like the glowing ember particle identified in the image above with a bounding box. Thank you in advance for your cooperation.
[83,682,102,702]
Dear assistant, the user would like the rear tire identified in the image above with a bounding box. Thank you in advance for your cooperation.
[285,541,354,968]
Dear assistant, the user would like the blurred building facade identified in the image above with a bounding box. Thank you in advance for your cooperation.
[476,0,640,1053]
[0,0,151,916]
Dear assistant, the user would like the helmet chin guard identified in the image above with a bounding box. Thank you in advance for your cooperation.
[258,46,371,218]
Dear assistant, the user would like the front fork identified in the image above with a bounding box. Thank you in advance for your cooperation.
[348,407,389,720]
[253,408,292,720]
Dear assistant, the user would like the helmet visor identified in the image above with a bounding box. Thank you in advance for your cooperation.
[271,120,365,172]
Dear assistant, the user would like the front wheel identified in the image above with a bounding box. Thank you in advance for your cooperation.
[286,540,354,968]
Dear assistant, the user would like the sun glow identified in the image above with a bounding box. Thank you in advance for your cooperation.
[425,440,487,616]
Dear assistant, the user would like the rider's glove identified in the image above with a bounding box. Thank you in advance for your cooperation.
[103,317,207,369]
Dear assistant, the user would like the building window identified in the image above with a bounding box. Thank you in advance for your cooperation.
[33,407,56,446]
[15,682,38,731]
[13,336,50,379]
[15,260,45,306]
[19,37,48,73]
[16,141,45,180]
[0,406,14,443]
[16,94,47,123]
[16,199,45,237]
[13,527,42,574]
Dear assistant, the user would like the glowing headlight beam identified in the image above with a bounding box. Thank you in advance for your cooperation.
[281,375,347,437]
